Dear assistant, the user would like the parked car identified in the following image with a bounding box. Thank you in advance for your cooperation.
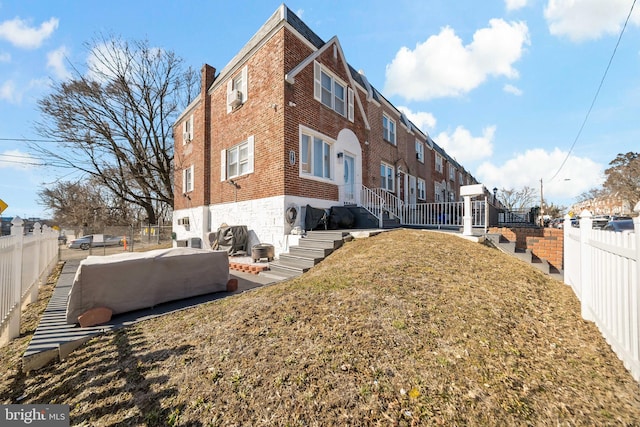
[602,219,634,232]
[67,234,126,250]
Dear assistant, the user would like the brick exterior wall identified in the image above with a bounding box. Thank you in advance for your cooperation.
[172,7,479,250]
[489,226,564,270]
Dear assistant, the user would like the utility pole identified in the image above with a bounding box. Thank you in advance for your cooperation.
[540,178,544,227]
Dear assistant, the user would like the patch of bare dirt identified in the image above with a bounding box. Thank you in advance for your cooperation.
[2,229,639,426]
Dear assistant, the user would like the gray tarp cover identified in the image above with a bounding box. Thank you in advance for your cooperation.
[66,247,230,324]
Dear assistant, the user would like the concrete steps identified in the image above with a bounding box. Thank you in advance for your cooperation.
[267,231,348,280]
[485,233,563,281]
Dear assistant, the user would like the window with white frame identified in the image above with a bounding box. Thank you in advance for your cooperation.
[226,65,248,113]
[434,183,443,202]
[415,140,424,163]
[314,61,348,118]
[380,162,394,192]
[458,171,463,184]
[183,164,194,193]
[383,114,396,145]
[182,115,193,144]
[435,153,443,173]
[417,178,426,200]
[300,129,333,180]
[449,164,456,181]
[220,136,254,181]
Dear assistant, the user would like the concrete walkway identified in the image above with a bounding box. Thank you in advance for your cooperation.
[22,258,279,372]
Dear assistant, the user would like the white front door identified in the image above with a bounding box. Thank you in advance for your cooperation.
[343,153,356,204]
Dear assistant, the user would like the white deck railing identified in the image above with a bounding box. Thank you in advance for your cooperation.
[564,209,640,382]
[1,217,59,347]
[360,185,486,229]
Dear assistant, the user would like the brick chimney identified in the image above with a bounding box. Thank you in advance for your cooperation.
[201,64,215,206]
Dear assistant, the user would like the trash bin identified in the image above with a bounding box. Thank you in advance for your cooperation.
[252,243,274,262]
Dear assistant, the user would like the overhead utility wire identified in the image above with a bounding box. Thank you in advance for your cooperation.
[548,0,636,183]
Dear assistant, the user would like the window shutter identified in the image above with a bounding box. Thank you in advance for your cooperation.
[189,165,195,192]
[220,149,227,181]
[182,120,188,145]
[348,87,354,122]
[313,61,321,101]
[226,80,233,114]
[241,65,248,103]
[182,168,187,193]
[247,135,255,174]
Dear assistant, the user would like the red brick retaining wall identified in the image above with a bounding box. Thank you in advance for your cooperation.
[489,227,564,271]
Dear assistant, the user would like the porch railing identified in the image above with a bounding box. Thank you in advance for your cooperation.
[360,185,486,229]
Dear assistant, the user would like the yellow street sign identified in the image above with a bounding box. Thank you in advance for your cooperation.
[0,199,7,214]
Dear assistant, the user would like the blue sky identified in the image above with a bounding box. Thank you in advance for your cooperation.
[0,0,639,218]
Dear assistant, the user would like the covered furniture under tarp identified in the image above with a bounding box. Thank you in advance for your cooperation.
[305,205,328,231]
[210,225,249,255]
[305,205,356,230]
[65,247,230,325]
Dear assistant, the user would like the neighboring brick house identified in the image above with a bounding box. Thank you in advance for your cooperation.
[172,4,477,254]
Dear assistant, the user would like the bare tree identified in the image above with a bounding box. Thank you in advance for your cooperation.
[38,178,140,230]
[33,35,197,224]
[497,186,537,211]
[576,187,607,203]
[603,152,640,207]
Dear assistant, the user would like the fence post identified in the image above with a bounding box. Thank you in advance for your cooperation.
[8,217,24,343]
[632,203,640,367]
[578,210,594,322]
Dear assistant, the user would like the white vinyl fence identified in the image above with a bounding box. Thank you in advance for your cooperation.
[564,208,640,381]
[0,217,59,347]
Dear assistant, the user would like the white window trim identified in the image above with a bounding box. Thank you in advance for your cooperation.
[383,113,396,145]
[226,65,248,114]
[415,140,424,163]
[417,178,426,200]
[299,125,334,184]
[313,61,352,119]
[435,153,443,173]
[220,135,254,181]
[449,164,456,181]
[182,114,193,145]
[183,164,194,193]
[380,161,395,192]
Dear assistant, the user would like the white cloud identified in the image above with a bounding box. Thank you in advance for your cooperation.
[503,83,523,95]
[0,149,37,170]
[0,52,10,62]
[296,9,304,19]
[475,148,603,203]
[47,46,71,80]
[434,125,495,164]
[0,80,20,103]
[396,106,436,132]
[0,17,58,49]
[384,19,530,101]
[506,0,529,11]
[544,0,640,42]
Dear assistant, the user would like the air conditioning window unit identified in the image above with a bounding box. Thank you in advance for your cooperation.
[183,131,191,143]
[177,217,190,226]
[227,90,243,108]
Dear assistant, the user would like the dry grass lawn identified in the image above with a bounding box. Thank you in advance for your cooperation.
[1,229,639,426]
